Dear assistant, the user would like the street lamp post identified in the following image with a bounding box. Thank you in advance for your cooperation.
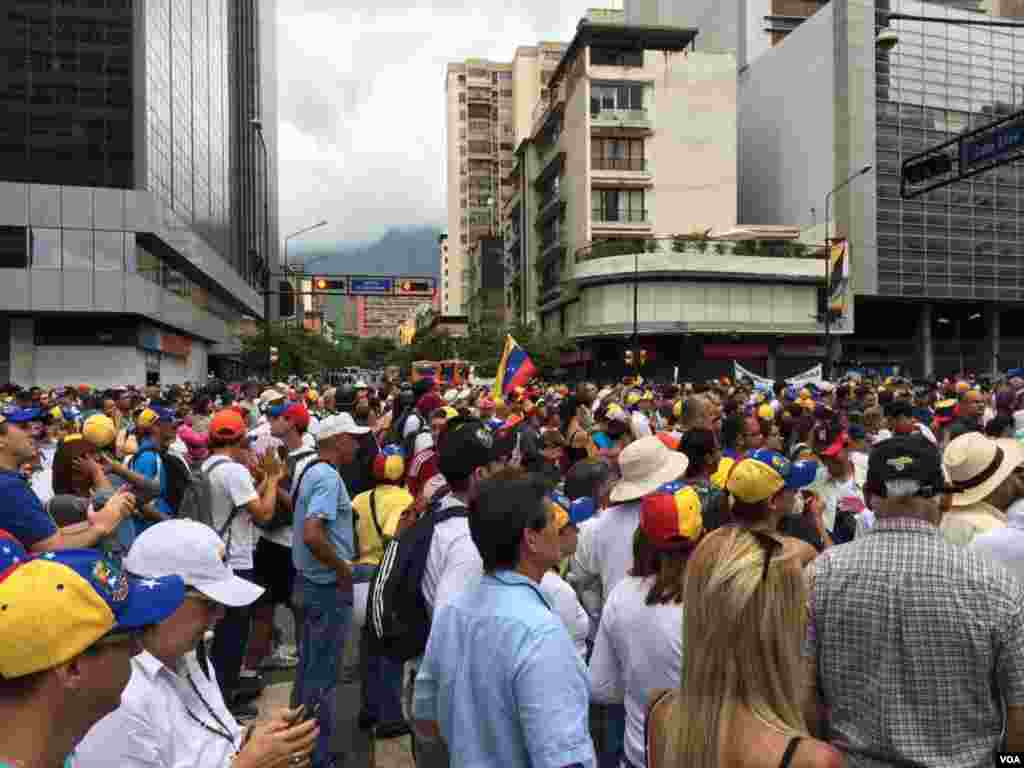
[282,220,328,337]
[824,164,873,380]
[251,118,271,379]
[633,249,639,378]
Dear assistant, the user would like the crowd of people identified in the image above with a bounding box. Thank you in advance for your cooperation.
[3,370,1024,767]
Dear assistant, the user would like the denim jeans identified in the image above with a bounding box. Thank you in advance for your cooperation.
[294,577,353,768]
[352,564,404,724]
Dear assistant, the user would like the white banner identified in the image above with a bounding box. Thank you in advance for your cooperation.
[734,361,775,388]
[786,363,823,387]
[732,361,825,388]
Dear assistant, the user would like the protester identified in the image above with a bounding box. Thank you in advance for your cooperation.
[941,431,1024,546]
[647,526,841,768]
[291,412,358,768]
[203,408,283,716]
[0,536,185,768]
[74,520,318,768]
[589,480,703,768]
[413,468,595,768]
[804,435,1024,764]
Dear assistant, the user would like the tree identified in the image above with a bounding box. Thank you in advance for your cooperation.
[239,321,347,379]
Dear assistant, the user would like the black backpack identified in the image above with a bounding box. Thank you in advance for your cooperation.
[255,449,316,532]
[161,452,193,515]
[366,497,468,662]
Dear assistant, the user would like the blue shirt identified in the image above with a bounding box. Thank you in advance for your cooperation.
[291,462,355,584]
[130,438,173,529]
[413,570,595,768]
[0,469,57,549]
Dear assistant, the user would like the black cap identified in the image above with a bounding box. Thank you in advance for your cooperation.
[438,418,494,479]
[865,435,946,499]
[884,399,913,421]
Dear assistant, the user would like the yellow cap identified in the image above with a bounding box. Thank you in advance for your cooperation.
[672,400,683,418]
[726,458,786,504]
[757,403,775,420]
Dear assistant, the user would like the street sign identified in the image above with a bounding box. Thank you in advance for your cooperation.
[902,106,1024,199]
[960,118,1024,168]
[349,277,393,295]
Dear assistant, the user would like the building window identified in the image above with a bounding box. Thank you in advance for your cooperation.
[30,228,62,268]
[458,74,466,83]
[0,227,28,269]
[94,231,125,270]
[591,47,643,68]
[591,83,644,115]
[592,138,645,170]
[592,189,646,222]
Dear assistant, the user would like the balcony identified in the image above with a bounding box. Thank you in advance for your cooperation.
[591,157,648,172]
[468,87,492,102]
[591,108,651,130]
[592,208,649,226]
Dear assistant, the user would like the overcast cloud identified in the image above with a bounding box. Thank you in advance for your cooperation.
[276,0,600,248]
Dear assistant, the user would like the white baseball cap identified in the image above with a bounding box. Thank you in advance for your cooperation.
[124,520,264,607]
[318,412,371,441]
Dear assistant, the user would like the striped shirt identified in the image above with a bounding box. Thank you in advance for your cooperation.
[805,517,1024,768]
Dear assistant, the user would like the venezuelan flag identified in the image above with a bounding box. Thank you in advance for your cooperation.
[493,335,537,399]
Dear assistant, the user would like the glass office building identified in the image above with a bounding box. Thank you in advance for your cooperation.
[875,0,1024,302]
[0,0,276,386]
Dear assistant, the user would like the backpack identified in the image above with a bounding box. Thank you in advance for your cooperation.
[177,456,243,555]
[366,497,469,662]
[254,449,315,532]
[161,452,193,515]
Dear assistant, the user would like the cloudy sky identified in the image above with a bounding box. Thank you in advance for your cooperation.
[276,0,603,250]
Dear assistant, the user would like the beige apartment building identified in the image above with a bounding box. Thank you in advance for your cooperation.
[443,42,566,317]
[503,17,836,381]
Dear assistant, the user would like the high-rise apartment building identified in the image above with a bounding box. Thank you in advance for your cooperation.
[0,0,277,386]
[443,42,566,318]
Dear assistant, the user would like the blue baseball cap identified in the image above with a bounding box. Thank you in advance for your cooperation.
[568,496,597,527]
[746,449,819,490]
[0,407,41,424]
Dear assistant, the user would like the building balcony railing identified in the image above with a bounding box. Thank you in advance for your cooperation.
[574,235,818,265]
[592,157,647,172]
[592,208,649,225]
[591,108,650,128]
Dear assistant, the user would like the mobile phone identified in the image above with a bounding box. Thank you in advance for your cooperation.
[308,700,323,722]
[286,705,306,725]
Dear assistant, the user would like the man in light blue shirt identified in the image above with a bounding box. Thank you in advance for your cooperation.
[290,412,358,768]
[413,469,595,768]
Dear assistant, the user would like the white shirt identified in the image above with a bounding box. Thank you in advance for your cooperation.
[970,499,1024,581]
[201,456,259,571]
[589,575,684,768]
[421,494,483,614]
[566,517,603,643]
[74,649,242,768]
[630,411,652,438]
[402,412,423,439]
[576,500,641,605]
[539,570,590,658]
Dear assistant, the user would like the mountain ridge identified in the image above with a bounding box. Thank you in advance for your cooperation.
[295,226,442,278]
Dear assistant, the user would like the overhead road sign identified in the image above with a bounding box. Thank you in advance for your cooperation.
[350,277,394,295]
[901,106,1024,199]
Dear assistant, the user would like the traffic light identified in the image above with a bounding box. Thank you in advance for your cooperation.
[624,350,634,367]
[314,278,346,291]
[398,279,434,296]
[639,349,648,366]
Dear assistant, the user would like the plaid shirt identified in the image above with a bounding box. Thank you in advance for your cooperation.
[805,517,1024,768]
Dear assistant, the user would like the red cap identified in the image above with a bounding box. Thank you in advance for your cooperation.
[639,481,704,551]
[209,409,247,441]
[820,432,848,458]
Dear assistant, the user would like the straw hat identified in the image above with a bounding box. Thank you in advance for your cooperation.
[610,435,689,503]
[943,432,1024,508]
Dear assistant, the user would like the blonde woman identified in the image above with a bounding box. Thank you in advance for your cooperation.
[647,526,842,768]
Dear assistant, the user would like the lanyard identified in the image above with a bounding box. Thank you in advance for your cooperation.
[183,671,236,748]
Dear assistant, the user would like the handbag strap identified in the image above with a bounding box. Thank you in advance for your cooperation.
[369,488,386,541]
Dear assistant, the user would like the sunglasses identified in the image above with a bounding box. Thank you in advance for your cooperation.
[185,589,219,606]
